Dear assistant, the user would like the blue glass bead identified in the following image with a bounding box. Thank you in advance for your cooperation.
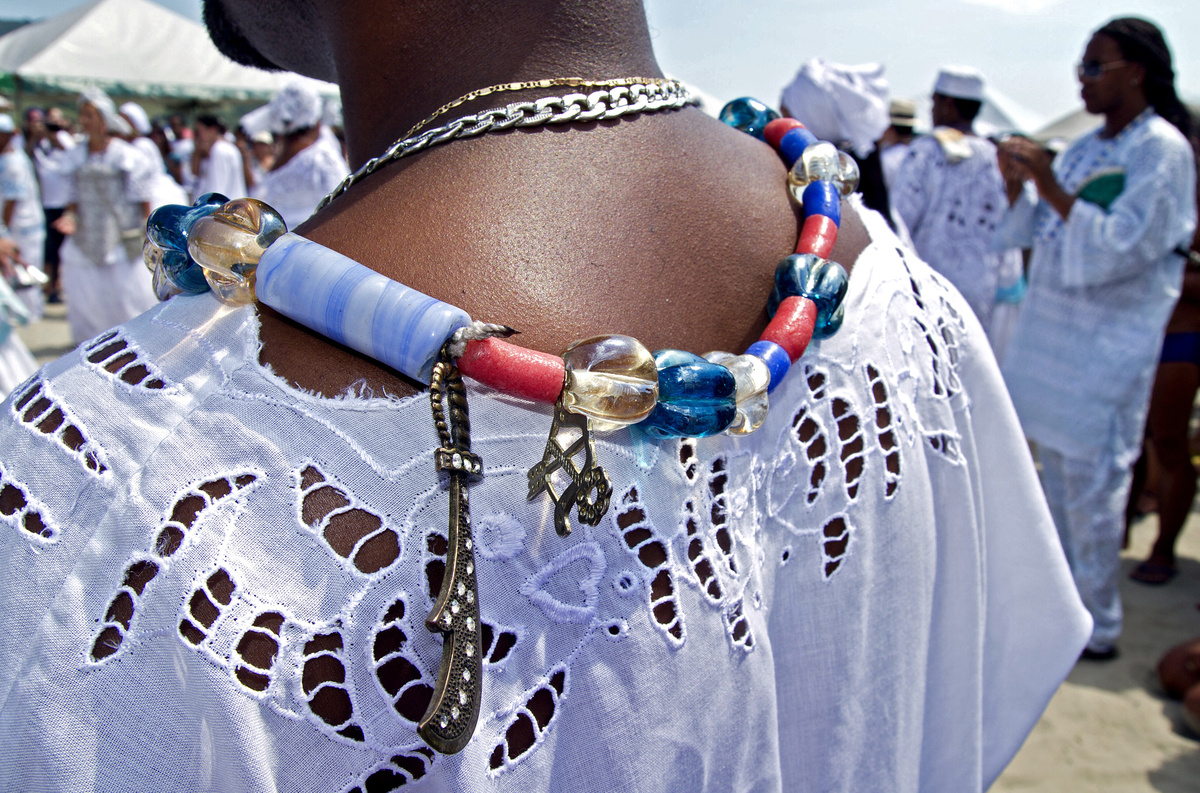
[817,301,846,339]
[636,349,737,438]
[257,233,470,384]
[639,400,738,440]
[768,253,848,339]
[745,340,791,393]
[778,127,819,167]
[800,181,841,226]
[145,194,229,294]
[718,97,780,140]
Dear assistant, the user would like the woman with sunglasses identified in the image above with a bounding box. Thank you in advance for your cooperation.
[996,17,1197,661]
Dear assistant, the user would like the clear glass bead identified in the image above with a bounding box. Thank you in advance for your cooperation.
[186,198,286,283]
[562,335,659,429]
[704,352,771,435]
[837,151,861,197]
[787,142,850,202]
[204,268,255,306]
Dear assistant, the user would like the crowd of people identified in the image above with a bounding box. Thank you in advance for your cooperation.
[0,3,1196,790]
[0,80,349,390]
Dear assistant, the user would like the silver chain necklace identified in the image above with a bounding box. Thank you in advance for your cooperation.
[317,80,696,210]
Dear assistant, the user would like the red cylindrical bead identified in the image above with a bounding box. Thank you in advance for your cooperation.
[797,213,837,259]
[761,296,817,362]
[458,338,566,404]
[764,117,806,149]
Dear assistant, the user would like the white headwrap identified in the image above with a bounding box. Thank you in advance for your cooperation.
[267,82,324,135]
[322,95,343,130]
[119,101,152,136]
[78,87,132,137]
[779,58,890,158]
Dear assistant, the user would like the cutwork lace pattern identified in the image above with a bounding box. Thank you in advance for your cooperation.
[0,222,981,790]
[82,330,171,390]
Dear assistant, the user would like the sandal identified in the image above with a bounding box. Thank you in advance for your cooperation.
[1130,560,1178,585]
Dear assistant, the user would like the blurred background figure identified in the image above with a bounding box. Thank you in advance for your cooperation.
[27,106,75,304]
[0,113,46,322]
[0,233,38,397]
[891,66,1025,355]
[996,17,1197,660]
[119,101,188,211]
[879,98,917,191]
[244,81,349,229]
[51,88,157,344]
[191,113,246,200]
[780,57,893,223]
[165,113,194,190]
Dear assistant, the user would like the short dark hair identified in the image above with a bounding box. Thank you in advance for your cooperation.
[196,114,227,134]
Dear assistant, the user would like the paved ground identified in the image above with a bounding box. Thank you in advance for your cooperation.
[13,306,1200,790]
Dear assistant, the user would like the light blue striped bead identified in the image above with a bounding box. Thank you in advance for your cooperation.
[778,127,819,167]
[256,234,471,384]
[745,340,791,393]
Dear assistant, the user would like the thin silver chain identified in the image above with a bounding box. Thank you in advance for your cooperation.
[317,80,696,210]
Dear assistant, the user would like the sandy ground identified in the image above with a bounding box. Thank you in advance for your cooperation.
[13,303,1200,791]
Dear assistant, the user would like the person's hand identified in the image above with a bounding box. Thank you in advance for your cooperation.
[52,211,77,236]
[1000,136,1056,189]
[0,236,25,280]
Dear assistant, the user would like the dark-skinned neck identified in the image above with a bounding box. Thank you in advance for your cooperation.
[260,0,869,399]
[1102,95,1150,138]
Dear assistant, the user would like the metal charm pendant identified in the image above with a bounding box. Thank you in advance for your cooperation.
[420,352,484,754]
[527,392,613,536]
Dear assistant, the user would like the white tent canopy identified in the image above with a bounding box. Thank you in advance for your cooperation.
[0,0,337,102]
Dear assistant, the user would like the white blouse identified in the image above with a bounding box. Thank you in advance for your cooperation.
[0,204,1089,792]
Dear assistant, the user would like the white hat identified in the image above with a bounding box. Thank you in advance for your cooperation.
[933,66,985,102]
[0,114,13,134]
[119,101,152,136]
[779,57,890,158]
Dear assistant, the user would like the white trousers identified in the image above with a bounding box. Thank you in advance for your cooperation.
[1038,446,1129,651]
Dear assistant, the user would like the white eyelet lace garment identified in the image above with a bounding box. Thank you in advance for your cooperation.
[0,203,1089,793]
[890,132,1025,334]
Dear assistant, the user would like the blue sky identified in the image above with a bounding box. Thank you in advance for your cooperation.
[2,0,1198,129]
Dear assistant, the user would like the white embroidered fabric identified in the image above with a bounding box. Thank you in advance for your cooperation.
[0,206,1089,792]
[891,133,1024,334]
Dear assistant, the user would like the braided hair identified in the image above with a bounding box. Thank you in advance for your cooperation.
[1096,17,1195,146]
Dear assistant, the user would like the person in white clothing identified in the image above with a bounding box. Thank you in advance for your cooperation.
[997,17,1197,659]
[119,102,189,211]
[51,88,157,344]
[0,1,1090,791]
[0,114,46,321]
[247,82,349,228]
[192,114,247,201]
[891,67,1025,351]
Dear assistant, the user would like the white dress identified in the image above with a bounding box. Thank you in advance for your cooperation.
[0,204,1089,793]
[130,136,189,211]
[891,131,1025,338]
[58,138,158,345]
[252,134,350,229]
[0,276,37,397]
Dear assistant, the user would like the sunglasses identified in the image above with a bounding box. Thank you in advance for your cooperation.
[1076,60,1129,80]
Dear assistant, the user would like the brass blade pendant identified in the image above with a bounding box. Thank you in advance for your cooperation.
[527,386,613,537]
[420,351,484,754]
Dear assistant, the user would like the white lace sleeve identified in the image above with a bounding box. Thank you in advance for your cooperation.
[1060,123,1197,287]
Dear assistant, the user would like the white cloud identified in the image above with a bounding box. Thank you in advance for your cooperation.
[959,0,1066,13]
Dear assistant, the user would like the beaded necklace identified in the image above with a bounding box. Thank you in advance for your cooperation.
[142,92,855,754]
